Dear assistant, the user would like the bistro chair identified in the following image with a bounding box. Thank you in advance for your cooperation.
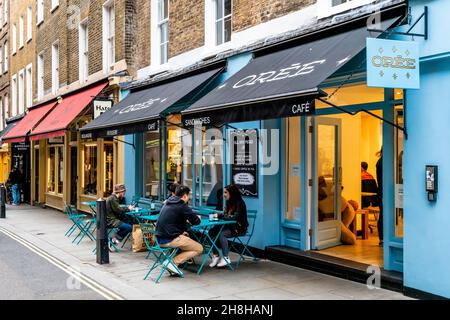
[139,222,183,284]
[64,203,96,245]
[229,209,259,267]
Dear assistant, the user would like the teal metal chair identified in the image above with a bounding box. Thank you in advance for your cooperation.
[139,223,183,283]
[229,209,258,267]
[64,203,96,245]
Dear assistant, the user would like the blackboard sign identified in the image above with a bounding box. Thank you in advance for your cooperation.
[230,129,258,197]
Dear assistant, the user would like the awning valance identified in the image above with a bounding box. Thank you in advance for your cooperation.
[29,82,107,141]
[80,67,223,139]
[181,17,400,127]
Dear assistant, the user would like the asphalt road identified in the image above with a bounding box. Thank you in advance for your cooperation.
[0,232,105,300]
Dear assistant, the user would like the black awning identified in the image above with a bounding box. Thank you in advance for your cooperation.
[80,67,223,138]
[181,17,399,127]
[0,121,19,144]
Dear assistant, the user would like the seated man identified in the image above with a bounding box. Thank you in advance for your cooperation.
[155,185,203,276]
[106,183,135,250]
[361,161,378,208]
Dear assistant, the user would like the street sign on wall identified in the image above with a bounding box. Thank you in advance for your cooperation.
[367,38,420,89]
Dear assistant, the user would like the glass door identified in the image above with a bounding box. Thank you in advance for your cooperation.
[312,117,342,250]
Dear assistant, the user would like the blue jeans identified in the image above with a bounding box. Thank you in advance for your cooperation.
[11,184,20,205]
[115,223,132,241]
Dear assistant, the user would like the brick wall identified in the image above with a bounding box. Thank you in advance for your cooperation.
[168,0,205,58]
[9,0,35,115]
[36,0,69,97]
[131,0,150,72]
[0,0,9,122]
[233,0,316,33]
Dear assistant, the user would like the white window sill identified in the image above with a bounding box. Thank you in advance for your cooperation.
[51,5,59,13]
[317,0,376,19]
[36,20,44,27]
[27,38,32,44]
[19,45,24,50]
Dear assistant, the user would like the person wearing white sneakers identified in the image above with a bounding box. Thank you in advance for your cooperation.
[209,184,249,268]
[155,185,203,276]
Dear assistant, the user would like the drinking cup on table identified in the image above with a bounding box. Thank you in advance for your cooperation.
[213,213,219,221]
[151,203,156,210]
[209,213,214,221]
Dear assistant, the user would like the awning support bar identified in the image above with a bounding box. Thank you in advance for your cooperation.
[317,98,407,139]
[113,137,135,149]
[367,6,428,40]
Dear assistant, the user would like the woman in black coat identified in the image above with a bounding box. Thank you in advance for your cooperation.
[209,184,249,268]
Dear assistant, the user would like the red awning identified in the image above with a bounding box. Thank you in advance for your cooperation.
[1,101,57,143]
[30,82,107,141]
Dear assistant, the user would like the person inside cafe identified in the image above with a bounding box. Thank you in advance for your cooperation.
[209,184,249,268]
[155,185,202,276]
[361,161,379,208]
[106,183,135,250]
[318,176,356,245]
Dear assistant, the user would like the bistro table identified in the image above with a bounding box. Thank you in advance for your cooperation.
[191,217,237,275]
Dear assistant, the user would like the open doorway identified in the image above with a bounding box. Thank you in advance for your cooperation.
[312,110,385,266]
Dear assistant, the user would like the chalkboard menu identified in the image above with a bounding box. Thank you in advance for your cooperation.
[230,129,258,197]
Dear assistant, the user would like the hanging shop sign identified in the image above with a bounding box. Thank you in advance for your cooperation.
[367,38,420,89]
[93,99,114,119]
[230,129,258,198]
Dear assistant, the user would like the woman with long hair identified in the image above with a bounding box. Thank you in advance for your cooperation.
[209,184,249,268]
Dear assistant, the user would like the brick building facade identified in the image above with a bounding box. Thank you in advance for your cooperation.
[9,0,35,117]
[0,0,9,128]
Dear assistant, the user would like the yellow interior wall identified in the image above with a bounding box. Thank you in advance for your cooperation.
[321,110,382,208]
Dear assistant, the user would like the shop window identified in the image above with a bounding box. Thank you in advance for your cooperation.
[192,127,223,206]
[83,144,97,196]
[48,148,56,192]
[144,131,161,199]
[104,143,114,197]
[47,144,63,194]
[58,146,63,194]
[285,117,301,221]
[167,126,183,187]
[317,84,384,109]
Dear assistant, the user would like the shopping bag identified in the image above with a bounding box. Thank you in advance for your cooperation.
[132,224,153,252]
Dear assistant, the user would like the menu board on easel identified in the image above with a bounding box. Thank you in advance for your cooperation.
[230,129,258,198]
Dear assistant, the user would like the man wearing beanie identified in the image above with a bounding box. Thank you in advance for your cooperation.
[106,183,135,250]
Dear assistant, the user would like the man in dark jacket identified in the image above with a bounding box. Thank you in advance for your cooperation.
[156,185,202,275]
[106,184,135,248]
[8,168,21,205]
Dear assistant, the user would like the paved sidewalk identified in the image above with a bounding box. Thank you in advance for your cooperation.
[0,204,412,300]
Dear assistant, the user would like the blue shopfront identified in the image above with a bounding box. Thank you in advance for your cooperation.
[83,1,450,298]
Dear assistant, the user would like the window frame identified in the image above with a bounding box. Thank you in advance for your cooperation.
[12,23,16,54]
[157,0,169,65]
[11,74,17,117]
[37,52,44,100]
[26,63,32,110]
[27,6,32,42]
[18,69,25,115]
[52,41,59,95]
[3,42,8,73]
[19,16,24,49]
[51,0,59,12]
[214,0,232,46]
[37,0,44,25]
[102,0,115,72]
[79,19,89,83]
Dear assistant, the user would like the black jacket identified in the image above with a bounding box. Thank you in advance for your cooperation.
[155,196,201,240]
[221,199,249,236]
